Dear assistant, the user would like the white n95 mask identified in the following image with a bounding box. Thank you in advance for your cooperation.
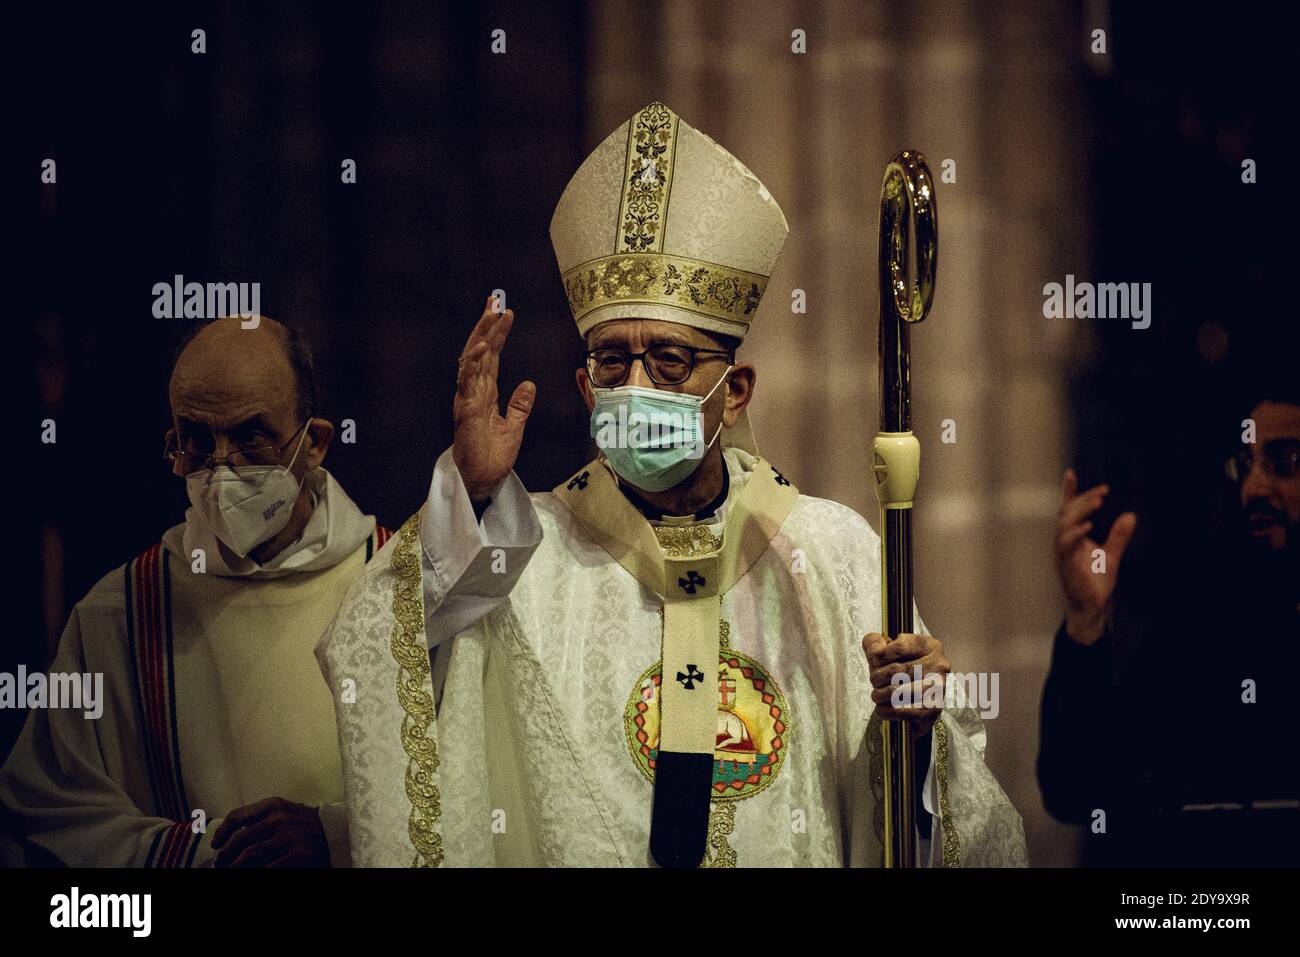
[185,427,309,558]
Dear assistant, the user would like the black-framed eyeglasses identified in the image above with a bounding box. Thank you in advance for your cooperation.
[586,345,733,388]
[164,418,312,475]
[1225,439,1300,483]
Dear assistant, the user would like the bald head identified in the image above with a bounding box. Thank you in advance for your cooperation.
[168,315,323,474]
[171,315,315,420]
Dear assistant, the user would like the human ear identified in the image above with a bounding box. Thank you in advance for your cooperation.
[575,367,596,414]
[165,426,186,477]
[722,364,755,428]
[304,418,335,469]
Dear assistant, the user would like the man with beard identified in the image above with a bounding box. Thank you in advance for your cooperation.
[1039,383,1299,865]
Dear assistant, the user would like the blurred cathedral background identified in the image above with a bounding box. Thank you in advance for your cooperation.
[17,1,1278,865]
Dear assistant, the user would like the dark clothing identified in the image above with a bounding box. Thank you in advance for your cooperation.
[1037,541,1299,866]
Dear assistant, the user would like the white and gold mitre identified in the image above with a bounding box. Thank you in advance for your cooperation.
[550,101,789,342]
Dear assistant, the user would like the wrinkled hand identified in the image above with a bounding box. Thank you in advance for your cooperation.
[452,294,536,500]
[211,797,330,868]
[863,632,950,734]
[1055,468,1137,645]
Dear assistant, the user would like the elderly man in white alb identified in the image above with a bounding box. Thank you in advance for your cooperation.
[318,102,1027,867]
[2,317,388,867]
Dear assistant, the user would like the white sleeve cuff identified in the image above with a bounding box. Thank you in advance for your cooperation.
[317,801,351,867]
[417,446,542,647]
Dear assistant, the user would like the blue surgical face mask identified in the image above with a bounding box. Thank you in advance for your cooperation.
[589,367,731,492]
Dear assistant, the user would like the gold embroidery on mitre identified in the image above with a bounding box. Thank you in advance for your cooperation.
[935,719,960,867]
[618,102,677,254]
[653,524,722,559]
[389,515,444,867]
[563,253,767,331]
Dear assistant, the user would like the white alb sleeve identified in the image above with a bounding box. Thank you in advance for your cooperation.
[417,446,542,648]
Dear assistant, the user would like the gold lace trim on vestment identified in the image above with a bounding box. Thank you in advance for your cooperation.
[390,515,444,867]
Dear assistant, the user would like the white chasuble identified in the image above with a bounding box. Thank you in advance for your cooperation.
[317,448,1028,867]
[1,470,378,866]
